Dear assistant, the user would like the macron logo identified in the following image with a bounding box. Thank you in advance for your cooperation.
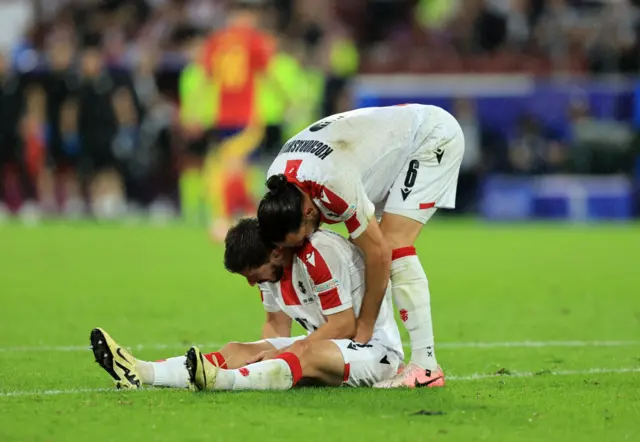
[320,190,331,205]
[305,252,316,267]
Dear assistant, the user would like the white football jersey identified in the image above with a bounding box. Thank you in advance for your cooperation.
[267,104,431,238]
[258,229,403,357]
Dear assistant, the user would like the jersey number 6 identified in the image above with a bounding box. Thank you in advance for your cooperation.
[404,160,420,189]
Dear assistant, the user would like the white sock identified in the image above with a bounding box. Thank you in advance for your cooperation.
[213,358,298,391]
[136,356,189,388]
[391,247,438,370]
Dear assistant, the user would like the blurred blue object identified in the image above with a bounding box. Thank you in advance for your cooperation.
[354,75,634,139]
[481,175,632,222]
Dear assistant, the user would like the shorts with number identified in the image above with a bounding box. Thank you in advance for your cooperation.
[263,336,401,387]
[383,105,465,224]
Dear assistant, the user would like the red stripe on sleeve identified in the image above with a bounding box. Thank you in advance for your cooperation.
[419,202,436,210]
[319,186,350,215]
[318,287,341,310]
[344,214,361,234]
[391,246,417,261]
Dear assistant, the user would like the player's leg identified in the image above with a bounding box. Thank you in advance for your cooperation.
[135,341,277,389]
[379,212,438,369]
[377,106,464,387]
[186,337,308,391]
[90,328,278,389]
[187,339,401,391]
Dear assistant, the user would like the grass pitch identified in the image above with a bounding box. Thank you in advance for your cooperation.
[0,219,639,441]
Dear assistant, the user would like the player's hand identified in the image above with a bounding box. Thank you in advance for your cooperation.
[353,323,374,344]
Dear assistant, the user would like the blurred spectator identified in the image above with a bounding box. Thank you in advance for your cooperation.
[0,51,33,217]
[586,0,640,73]
[19,84,47,212]
[452,0,507,55]
[567,100,634,174]
[176,26,214,224]
[199,0,275,240]
[534,0,584,70]
[77,35,126,219]
[509,114,566,175]
[42,36,83,215]
[452,97,482,212]
[258,36,299,159]
[322,26,358,117]
[130,48,175,215]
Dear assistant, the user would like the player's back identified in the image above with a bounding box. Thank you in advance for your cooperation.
[269,104,428,204]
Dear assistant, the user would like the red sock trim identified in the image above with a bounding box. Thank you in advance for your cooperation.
[204,352,228,369]
[392,246,417,261]
[343,363,351,383]
[275,352,303,386]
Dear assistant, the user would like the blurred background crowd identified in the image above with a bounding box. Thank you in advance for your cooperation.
[0,0,639,229]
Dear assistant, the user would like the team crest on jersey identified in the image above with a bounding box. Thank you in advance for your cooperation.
[297,281,314,305]
[305,252,316,266]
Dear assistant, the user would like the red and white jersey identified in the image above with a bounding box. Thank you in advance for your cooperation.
[267,104,430,238]
[258,229,403,357]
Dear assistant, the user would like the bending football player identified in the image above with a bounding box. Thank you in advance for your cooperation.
[91,218,410,391]
[257,104,464,387]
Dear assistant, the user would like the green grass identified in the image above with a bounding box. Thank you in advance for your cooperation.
[1,219,639,441]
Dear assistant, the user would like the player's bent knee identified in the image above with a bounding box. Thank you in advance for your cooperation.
[287,340,312,359]
[379,212,426,249]
[288,340,346,386]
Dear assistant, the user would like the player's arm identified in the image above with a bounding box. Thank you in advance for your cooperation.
[259,285,291,339]
[301,240,357,341]
[316,179,389,344]
[304,308,356,341]
[261,310,292,339]
[352,219,391,344]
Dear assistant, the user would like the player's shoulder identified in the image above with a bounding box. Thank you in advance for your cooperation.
[296,230,350,266]
[258,281,279,294]
[295,232,346,285]
[267,151,328,181]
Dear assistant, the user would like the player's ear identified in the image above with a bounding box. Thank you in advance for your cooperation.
[302,197,316,220]
[271,246,285,264]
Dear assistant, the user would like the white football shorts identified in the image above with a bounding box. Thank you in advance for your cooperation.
[263,336,400,387]
[383,105,465,224]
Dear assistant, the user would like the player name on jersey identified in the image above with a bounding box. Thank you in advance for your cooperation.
[279,139,334,160]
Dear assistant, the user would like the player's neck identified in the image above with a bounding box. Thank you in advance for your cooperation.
[281,249,295,268]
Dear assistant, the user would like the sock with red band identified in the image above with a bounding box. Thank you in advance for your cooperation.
[212,352,302,391]
[391,246,438,370]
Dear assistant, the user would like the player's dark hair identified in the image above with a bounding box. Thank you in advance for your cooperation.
[257,174,304,243]
[224,218,274,273]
